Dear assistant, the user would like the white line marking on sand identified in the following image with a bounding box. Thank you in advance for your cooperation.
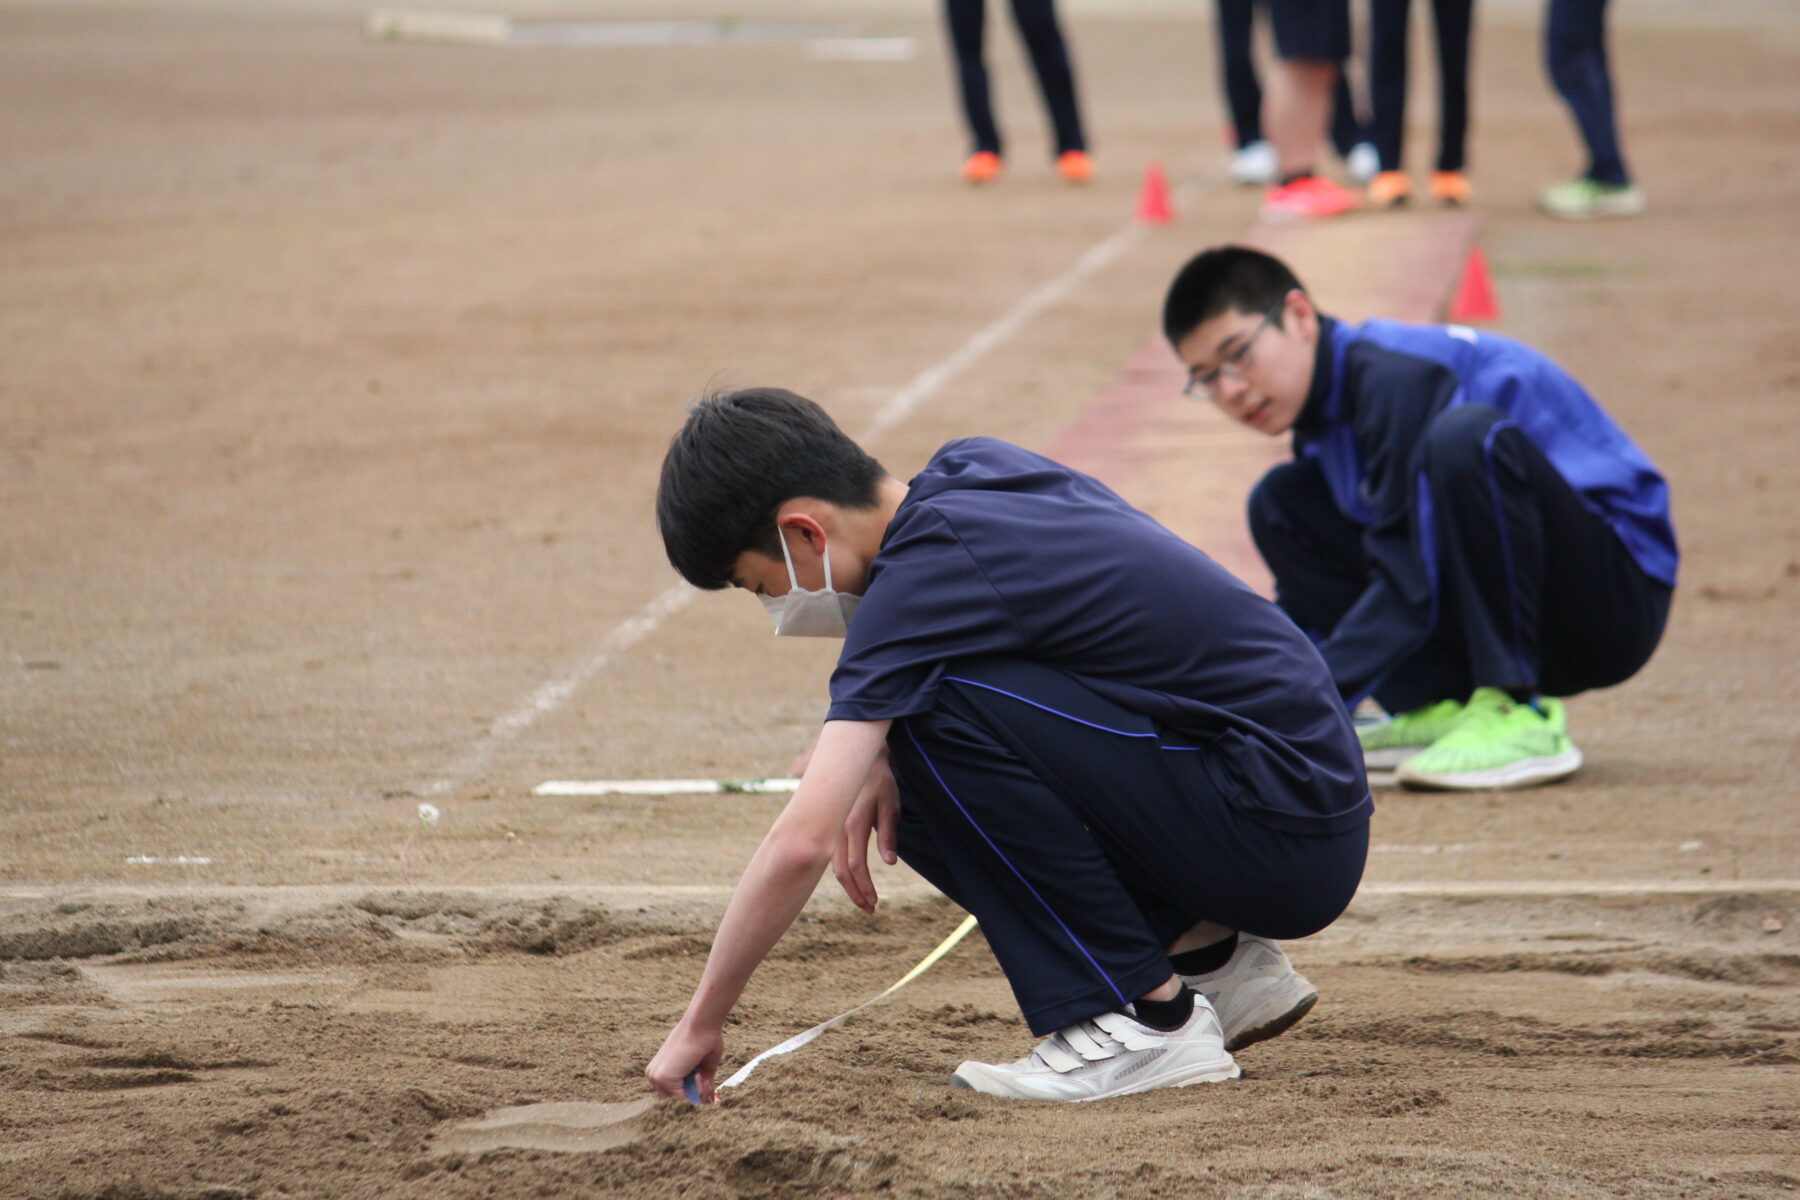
[421,583,694,797]
[534,777,800,796]
[421,188,1195,798]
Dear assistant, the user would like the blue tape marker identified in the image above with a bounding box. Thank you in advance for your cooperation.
[682,1071,702,1105]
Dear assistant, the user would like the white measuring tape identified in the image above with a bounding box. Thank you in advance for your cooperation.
[719,913,979,1089]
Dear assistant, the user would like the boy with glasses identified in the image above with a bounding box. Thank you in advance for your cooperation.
[645,388,1370,1104]
[1162,245,1675,789]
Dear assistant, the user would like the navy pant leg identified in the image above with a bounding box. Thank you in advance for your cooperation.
[1248,460,1365,638]
[1367,0,1410,171]
[1421,404,1671,697]
[1329,67,1367,158]
[1215,0,1263,146]
[944,0,1002,155]
[1248,460,1468,710]
[1370,0,1473,172]
[1430,0,1474,171]
[1008,0,1087,154]
[887,657,1368,1036]
[1545,0,1629,185]
[1246,457,1479,713]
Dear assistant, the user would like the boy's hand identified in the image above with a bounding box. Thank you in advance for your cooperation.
[832,753,899,913]
[646,1021,723,1104]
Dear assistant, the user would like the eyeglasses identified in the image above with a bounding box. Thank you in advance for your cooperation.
[1183,299,1286,399]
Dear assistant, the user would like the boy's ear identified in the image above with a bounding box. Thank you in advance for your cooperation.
[775,506,830,553]
[1284,289,1321,340]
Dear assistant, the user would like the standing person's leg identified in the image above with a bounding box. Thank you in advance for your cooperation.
[944,0,1005,181]
[887,657,1367,1098]
[1540,0,1643,216]
[1217,0,1265,147]
[1262,0,1359,218]
[1365,0,1415,206]
[1329,67,1378,181]
[1006,0,1091,178]
[1431,0,1474,172]
[1397,404,1670,789]
[1218,0,1279,184]
[1425,0,1476,203]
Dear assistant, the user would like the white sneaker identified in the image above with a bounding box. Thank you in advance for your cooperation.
[949,997,1239,1102]
[1345,142,1380,184]
[1180,934,1318,1052]
[1228,140,1277,186]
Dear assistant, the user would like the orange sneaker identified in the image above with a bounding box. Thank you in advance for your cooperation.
[1367,170,1412,210]
[1430,170,1473,206]
[1261,174,1359,221]
[1056,150,1094,184]
[960,151,1003,185]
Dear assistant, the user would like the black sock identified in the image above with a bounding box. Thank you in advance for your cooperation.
[1169,933,1238,977]
[1131,985,1195,1032]
[1279,170,1316,187]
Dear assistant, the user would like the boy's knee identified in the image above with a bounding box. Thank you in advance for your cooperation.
[1420,404,1504,481]
[1247,461,1312,545]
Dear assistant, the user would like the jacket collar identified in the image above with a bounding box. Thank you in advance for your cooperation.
[1292,313,1341,437]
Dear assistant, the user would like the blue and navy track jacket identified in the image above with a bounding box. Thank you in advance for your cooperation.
[1295,315,1678,707]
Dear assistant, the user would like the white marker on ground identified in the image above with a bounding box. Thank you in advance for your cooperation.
[534,777,799,797]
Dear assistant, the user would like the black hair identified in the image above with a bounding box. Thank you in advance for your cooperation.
[1161,245,1307,346]
[656,388,888,590]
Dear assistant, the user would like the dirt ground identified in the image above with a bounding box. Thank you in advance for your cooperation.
[2,1,1797,1197]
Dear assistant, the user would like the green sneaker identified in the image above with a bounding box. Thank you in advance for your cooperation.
[1538,178,1647,220]
[1396,688,1582,791]
[1356,699,1466,770]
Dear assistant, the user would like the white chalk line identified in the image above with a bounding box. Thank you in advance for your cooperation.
[420,183,1198,798]
[855,222,1149,445]
[421,583,694,797]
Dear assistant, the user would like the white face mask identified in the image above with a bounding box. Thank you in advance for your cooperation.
[758,527,861,638]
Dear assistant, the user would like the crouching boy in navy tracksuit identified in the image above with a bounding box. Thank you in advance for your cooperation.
[645,388,1370,1103]
[1162,245,1676,791]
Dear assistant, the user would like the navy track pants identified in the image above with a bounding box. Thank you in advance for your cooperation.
[1545,0,1631,186]
[944,0,1087,157]
[1368,0,1475,173]
[1248,404,1672,714]
[886,657,1368,1036]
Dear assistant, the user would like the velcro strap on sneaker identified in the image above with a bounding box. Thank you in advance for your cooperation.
[1091,1011,1165,1052]
[1033,1036,1086,1073]
[1057,1021,1122,1063]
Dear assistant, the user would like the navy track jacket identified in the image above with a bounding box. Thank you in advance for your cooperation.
[1297,315,1678,707]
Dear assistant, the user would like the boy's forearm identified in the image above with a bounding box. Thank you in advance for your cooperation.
[679,830,834,1029]
[677,719,892,1031]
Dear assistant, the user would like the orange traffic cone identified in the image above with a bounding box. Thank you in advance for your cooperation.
[1448,245,1500,322]
[1135,162,1175,225]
